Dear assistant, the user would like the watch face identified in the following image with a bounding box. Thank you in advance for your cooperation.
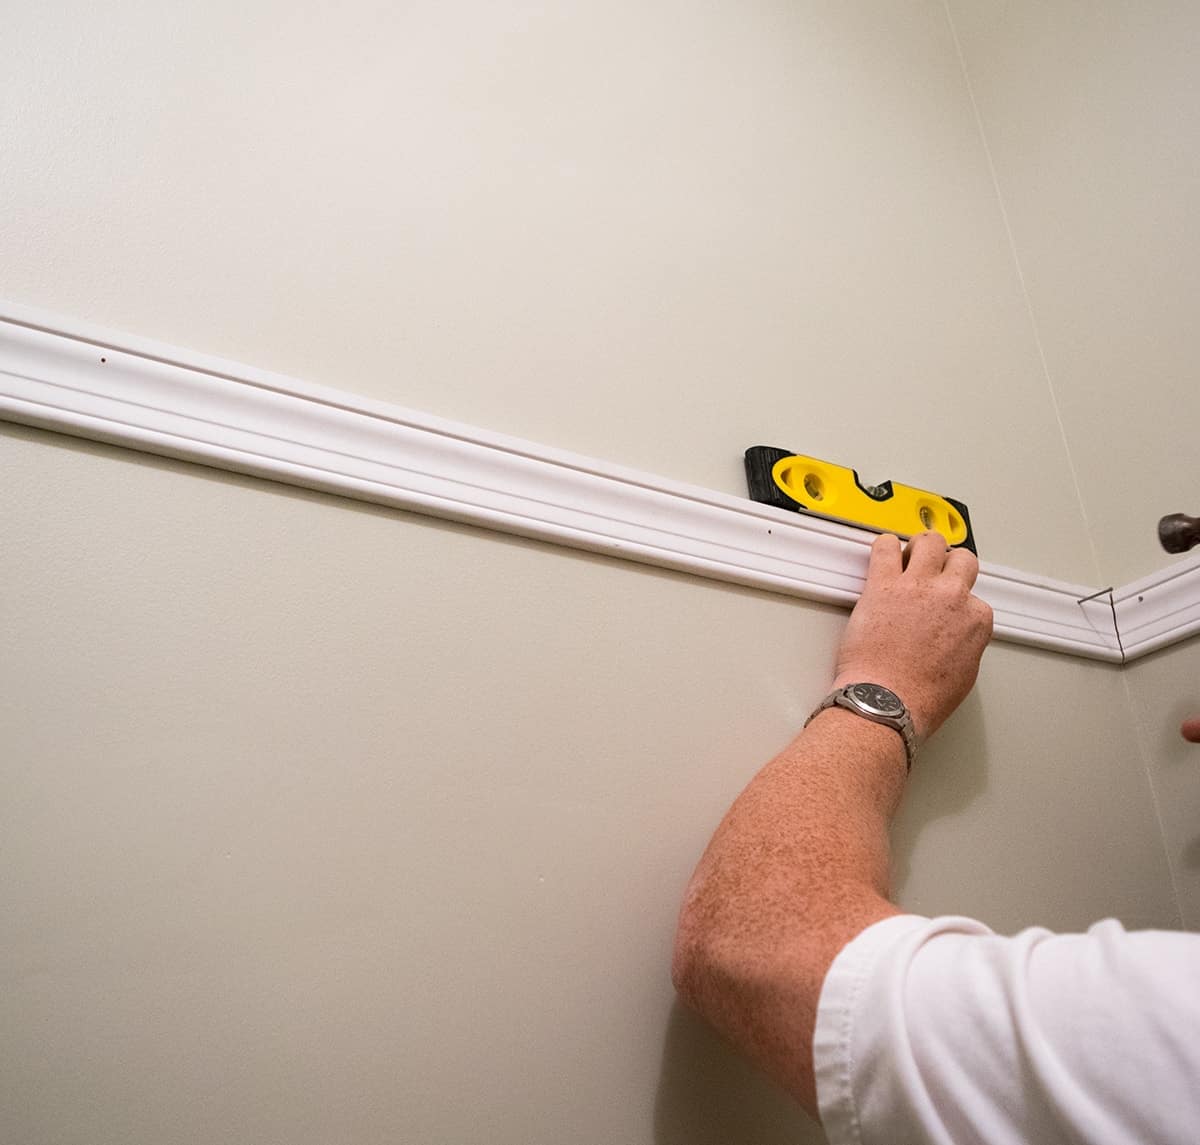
[850,683,904,716]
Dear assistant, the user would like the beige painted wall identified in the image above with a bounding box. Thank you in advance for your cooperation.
[949,0,1200,585]
[0,424,1177,1145]
[1,0,1098,581]
[1,2,1195,1143]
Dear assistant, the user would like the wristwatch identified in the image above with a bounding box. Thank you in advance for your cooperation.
[805,682,917,771]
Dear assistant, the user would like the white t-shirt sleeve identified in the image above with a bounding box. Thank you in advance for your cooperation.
[813,913,1200,1145]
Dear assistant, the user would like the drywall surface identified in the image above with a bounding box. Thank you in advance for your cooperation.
[892,640,1179,933]
[1124,640,1200,929]
[0,423,1177,1145]
[947,0,1200,585]
[3,2,1193,1141]
[0,0,1097,582]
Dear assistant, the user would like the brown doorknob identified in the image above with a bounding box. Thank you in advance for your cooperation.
[1158,513,1200,554]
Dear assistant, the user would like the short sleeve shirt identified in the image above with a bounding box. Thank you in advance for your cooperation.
[813,914,1200,1145]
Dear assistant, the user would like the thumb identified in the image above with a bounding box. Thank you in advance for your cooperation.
[1182,717,1200,743]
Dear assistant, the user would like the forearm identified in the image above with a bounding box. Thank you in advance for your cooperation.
[672,532,992,1119]
[672,706,907,1114]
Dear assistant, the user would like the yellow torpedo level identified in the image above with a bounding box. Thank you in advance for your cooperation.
[744,446,976,553]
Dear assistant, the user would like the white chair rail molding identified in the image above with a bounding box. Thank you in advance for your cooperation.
[2,300,1197,665]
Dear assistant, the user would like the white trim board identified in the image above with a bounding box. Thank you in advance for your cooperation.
[1,301,1196,665]
[1116,563,1200,662]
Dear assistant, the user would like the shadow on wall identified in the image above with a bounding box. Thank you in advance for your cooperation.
[889,689,989,902]
[653,1003,826,1145]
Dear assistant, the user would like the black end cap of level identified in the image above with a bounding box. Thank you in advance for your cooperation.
[744,446,799,513]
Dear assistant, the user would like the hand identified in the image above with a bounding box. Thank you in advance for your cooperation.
[1183,718,1200,743]
[832,532,994,741]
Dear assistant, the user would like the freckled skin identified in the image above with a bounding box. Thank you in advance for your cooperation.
[672,531,994,1120]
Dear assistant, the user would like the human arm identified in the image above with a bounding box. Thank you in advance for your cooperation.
[670,531,993,1117]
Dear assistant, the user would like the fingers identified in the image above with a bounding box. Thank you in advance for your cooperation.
[876,531,979,587]
[867,533,904,584]
[902,531,950,578]
[1182,717,1200,743]
[944,546,981,590]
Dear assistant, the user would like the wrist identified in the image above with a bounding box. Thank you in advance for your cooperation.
[818,678,921,768]
[809,704,907,759]
[829,674,928,741]
[803,707,909,817]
